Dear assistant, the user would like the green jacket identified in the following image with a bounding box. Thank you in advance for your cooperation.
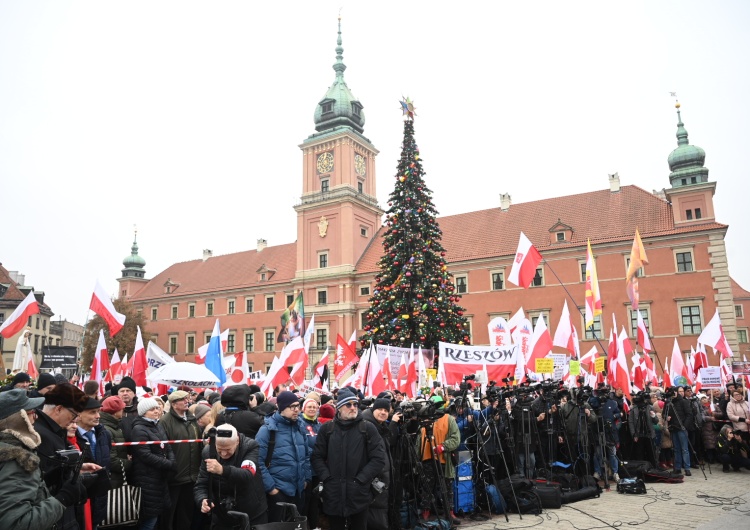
[159,407,202,484]
[416,413,461,478]
[0,435,64,530]
[100,411,132,489]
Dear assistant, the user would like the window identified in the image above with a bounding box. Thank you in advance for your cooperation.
[205,334,211,345]
[34,335,39,354]
[629,308,651,338]
[36,317,40,329]
[265,363,273,374]
[245,332,255,352]
[360,311,368,329]
[322,102,333,113]
[579,261,587,282]
[584,314,603,340]
[186,336,195,354]
[695,208,702,219]
[227,333,235,353]
[207,302,214,316]
[686,209,693,220]
[532,267,544,287]
[265,331,275,352]
[360,226,367,237]
[530,312,549,328]
[360,286,370,296]
[737,329,748,343]
[319,253,328,268]
[151,307,158,321]
[171,306,178,319]
[316,329,328,351]
[228,300,235,315]
[189,304,195,318]
[321,179,329,193]
[491,272,504,291]
[28,316,32,326]
[352,103,361,116]
[680,305,702,334]
[246,298,254,313]
[266,296,274,311]
[317,290,327,305]
[169,336,177,354]
[358,181,363,193]
[455,275,467,294]
[556,232,565,242]
[286,294,294,307]
[735,304,744,318]
[42,320,46,331]
[260,273,267,281]
[676,251,694,272]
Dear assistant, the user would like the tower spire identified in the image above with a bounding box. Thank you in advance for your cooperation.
[675,101,689,146]
[667,101,709,187]
[333,14,346,80]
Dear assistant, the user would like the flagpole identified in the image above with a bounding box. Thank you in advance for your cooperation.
[361,344,372,396]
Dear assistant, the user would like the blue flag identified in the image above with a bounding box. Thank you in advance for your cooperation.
[205,319,226,387]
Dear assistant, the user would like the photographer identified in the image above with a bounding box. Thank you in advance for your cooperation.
[559,387,597,477]
[628,392,659,468]
[591,387,621,481]
[684,387,704,467]
[476,391,509,480]
[534,386,562,469]
[195,424,268,528]
[665,386,694,475]
[509,390,540,478]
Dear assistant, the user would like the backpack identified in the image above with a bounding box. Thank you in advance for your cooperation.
[506,490,542,515]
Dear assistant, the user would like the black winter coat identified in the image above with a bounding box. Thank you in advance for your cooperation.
[130,417,175,518]
[159,408,202,484]
[361,409,392,530]
[311,413,386,518]
[217,385,266,439]
[194,434,268,526]
[666,396,693,432]
[100,412,131,489]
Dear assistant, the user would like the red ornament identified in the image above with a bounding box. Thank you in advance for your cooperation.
[440,322,446,327]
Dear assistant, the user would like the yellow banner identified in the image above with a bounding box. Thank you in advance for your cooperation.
[535,358,554,374]
[595,357,605,374]
[569,360,580,376]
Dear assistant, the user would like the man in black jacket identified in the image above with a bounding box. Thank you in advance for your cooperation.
[216,385,265,439]
[195,424,268,528]
[665,386,694,476]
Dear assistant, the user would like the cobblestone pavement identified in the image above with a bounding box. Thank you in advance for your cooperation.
[450,467,750,529]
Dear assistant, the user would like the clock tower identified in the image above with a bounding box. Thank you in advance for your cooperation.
[295,18,383,279]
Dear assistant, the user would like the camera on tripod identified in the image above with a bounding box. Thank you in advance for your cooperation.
[397,399,443,422]
[631,390,650,406]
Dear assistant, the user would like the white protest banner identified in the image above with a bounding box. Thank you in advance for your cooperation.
[439,342,518,386]
[699,367,722,389]
[376,344,434,380]
[550,354,567,367]
[147,341,174,375]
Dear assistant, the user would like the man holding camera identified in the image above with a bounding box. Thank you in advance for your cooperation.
[628,392,659,468]
[665,385,694,476]
[559,388,597,477]
[592,388,621,482]
[195,424,268,528]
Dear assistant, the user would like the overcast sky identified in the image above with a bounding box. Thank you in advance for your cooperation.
[1,1,748,326]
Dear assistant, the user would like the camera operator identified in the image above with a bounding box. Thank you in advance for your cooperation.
[195,424,268,528]
[476,389,510,480]
[509,388,541,478]
[559,387,597,477]
[665,386,694,476]
[533,385,562,469]
[590,386,621,481]
[628,391,659,468]
[684,387,704,467]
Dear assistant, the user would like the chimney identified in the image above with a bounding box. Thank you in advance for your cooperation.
[500,192,512,212]
[257,238,267,252]
[609,172,621,193]
[202,249,212,261]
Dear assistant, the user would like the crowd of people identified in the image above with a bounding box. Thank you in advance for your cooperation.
[0,369,748,530]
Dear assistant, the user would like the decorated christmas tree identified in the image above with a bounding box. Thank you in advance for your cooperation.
[362,99,471,350]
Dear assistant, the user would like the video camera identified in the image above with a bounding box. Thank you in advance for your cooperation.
[631,390,650,407]
[397,399,444,423]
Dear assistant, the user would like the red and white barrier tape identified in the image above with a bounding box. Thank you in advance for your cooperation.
[112,439,203,446]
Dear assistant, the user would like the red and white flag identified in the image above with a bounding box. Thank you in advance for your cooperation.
[132,326,148,387]
[612,328,632,399]
[691,343,708,378]
[507,307,526,334]
[121,354,131,377]
[397,352,408,394]
[636,310,652,352]
[260,356,286,396]
[526,315,553,373]
[670,339,692,386]
[223,351,250,386]
[405,346,418,398]
[508,232,542,289]
[27,355,40,380]
[91,329,111,393]
[662,358,671,387]
[287,338,308,386]
[334,333,358,380]
[196,329,228,364]
[553,300,579,358]
[0,290,40,339]
[698,310,733,359]
[366,345,386,397]
[90,281,126,336]
[382,353,395,391]
[110,349,122,383]
[312,348,330,390]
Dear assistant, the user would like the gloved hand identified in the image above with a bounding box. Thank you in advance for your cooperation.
[55,479,87,507]
[738,418,745,423]
[434,444,445,454]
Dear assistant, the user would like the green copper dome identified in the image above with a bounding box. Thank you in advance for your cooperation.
[122,234,146,279]
[668,103,708,187]
[313,17,365,134]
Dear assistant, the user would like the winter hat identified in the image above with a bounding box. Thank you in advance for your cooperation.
[168,390,189,403]
[320,394,333,405]
[137,397,162,416]
[430,394,446,409]
[11,372,31,386]
[305,391,321,404]
[0,389,45,421]
[303,397,319,411]
[45,383,89,413]
[37,373,57,390]
[336,388,359,410]
[252,392,266,406]
[248,384,261,394]
[101,396,126,414]
[116,376,137,394]
[54,373,69,385]
[372,398,392,412]
[276,391,299,412]
[318,403,335,422]
[193,404,212,421]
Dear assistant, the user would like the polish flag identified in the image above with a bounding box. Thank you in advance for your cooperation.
[692,343,708,378]
[0,291,40,339]
[286,338,308,386]
[662,358,671,387]
[303,314,316,354]
[631,353,645,392]
[641,351,658,386]
[405,346,418,398]
[527,314,553,372]
[619,327,634,356]
[334,333,358,380]
[553,300,579,358]
[344,345,371,390]
[606,314,618,386]
[397,352,408,394]
[311,348,330,390]
[109,349,122,383]
[636,310,652,352]
[121,354,131,377]
[260,356,286,396]
[196,329,228,364]
[507,307,526,334]
[27,355,40,380]
[698,310,734,359]
[90,281,126,336]
[382,353,395,391]
[348,331,357,356]
[612,328,632,399]
[131,326,148,387]
[670,339,692,386]
[91,329,111,394]
[366,345,386,397]
[508,232,543,289]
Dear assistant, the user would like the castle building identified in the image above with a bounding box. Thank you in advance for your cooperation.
[120,23,747,378]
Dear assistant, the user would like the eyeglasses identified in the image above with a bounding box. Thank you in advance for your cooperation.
[288,404,300,410]
[342,402,358,408]
[64,407,80,419]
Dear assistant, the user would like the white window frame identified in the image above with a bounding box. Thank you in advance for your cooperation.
[674,248,695,273]
[628,305,652,339]
[265,295,274,312]
[317,289,328,305]
[244,331,255,352]
[490,270,505,291]
[454,274,468,294]
[677,300,703,335]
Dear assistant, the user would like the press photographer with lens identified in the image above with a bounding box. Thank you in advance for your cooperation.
[195,424,268,528]
[559,385,597,477]
[664,385,694,476]
[628,390,659,468]
[589,385,621,482]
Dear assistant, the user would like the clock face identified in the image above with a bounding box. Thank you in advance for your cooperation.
[317,152,334,174]
[354,154,366,177]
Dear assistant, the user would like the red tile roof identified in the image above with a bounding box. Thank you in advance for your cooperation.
[732,278,750,300]
[0,264,28,302]
[129,243,297,301]
[356,185,727,272]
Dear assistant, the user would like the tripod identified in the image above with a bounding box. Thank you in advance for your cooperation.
[474,402,515,521]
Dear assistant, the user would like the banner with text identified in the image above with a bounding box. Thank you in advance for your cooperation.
[375,345,434,380]
[438,342,519,385]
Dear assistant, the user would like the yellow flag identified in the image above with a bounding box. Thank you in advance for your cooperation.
[626,228,648,283]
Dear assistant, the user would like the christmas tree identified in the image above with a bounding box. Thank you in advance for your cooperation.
[362,99,471,350]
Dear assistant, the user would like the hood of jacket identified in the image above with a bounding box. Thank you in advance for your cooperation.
[221,385,250,409]
[0,431,40,473]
